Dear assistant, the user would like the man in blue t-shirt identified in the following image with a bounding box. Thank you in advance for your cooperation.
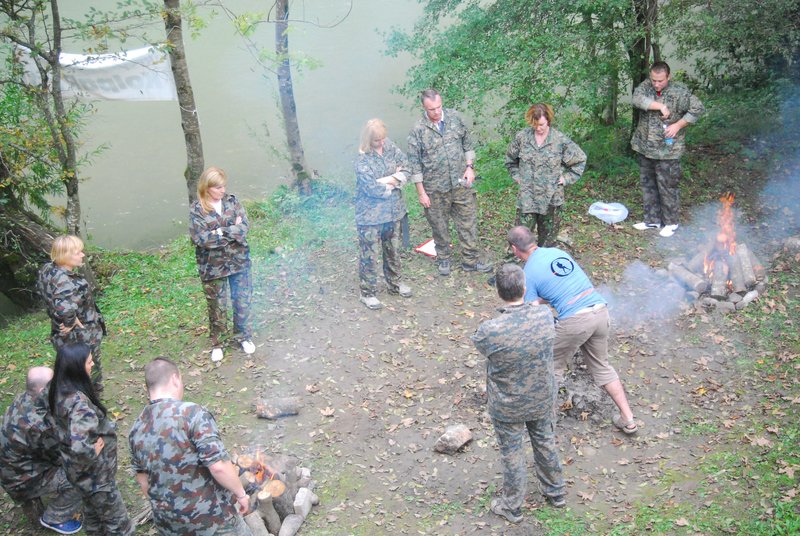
[508,226,638,435]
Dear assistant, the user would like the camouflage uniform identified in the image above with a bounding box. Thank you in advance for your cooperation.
[471,302,566,511]
[51,391,133,535]
[189,194,253,346]
[407,109,480,264]
[506,127,586,247]
[355,138,409,297]
[37,262,106,389]
[129,398,251,535]
[0,389,82,525]
[631,79,705,226]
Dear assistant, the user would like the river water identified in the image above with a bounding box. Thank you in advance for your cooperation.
[62,0,423,249]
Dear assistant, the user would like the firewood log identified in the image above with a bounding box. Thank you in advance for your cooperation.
[729,253,747,293]
[668,262,709,293]
[736,244,757,288]
[243,511,270,536]
[710,260,730,299]
[258,495,282,534]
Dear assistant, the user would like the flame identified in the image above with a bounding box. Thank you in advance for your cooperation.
[717,192,736,256]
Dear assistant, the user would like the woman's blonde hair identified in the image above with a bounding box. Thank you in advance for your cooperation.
[50,235,84,265]
[525,103,555,128]
[358,119,387,154]
[197,166,228,214]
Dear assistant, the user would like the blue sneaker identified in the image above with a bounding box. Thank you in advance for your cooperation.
[40,517,82,535]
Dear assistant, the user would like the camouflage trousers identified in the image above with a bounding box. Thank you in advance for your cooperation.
[639,155,681,226]
[517,206,563,248]
[82,487,134,536]
[492,416,566,511]
[51,324,104,390]
[203,270,253,346]
[424,188,480,263]
[357,221,402,297]
[12,466,83,525]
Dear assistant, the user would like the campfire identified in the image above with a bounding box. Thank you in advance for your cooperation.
[234,450,318,536]
[667,194,767,312]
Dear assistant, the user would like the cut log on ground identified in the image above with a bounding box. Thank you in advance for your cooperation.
[256,397,302,420]
[434,424,473,455]
[668,262,709,293]
[736,244,757,288]
[710,260,730,299]
[244,511,270,536]
[257,496,282,535]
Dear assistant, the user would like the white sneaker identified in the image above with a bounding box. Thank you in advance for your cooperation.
[633,222,661,230]
[659,224,679,237]
[210,347,223,362]
[241,340,256,354]
[396,284,412,298]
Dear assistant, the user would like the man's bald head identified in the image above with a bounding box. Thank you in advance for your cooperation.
[26,367,53,395]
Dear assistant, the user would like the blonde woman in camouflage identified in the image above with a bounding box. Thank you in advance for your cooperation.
[505,103,587,247]
[37,235,107,391]
[354,118,412,310]
[189,167,255,363]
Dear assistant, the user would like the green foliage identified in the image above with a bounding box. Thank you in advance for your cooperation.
[663,0,800,89]
[386,0,638,134]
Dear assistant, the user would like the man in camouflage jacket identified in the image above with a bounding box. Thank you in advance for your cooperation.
[0,367,83,528]
[631,61,705,237]
[505,116,586,247]
[472,264,566,523]
[189,192,253,348]
[407,89,490,275]
[37,262,106,389]
[129,357,251,535]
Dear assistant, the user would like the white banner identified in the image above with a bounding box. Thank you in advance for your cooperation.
[17,45,178,101]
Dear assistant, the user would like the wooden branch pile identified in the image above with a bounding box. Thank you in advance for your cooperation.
[235,452,318,536]
[668,242,767,313]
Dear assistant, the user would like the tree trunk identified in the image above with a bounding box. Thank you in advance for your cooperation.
[48,0,82,237]
[163,0,205,203]
[275,0,312,195]
[0,202,57,309]
[628,0,659,135]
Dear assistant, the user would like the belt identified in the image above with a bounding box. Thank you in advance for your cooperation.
[573,303,607,315]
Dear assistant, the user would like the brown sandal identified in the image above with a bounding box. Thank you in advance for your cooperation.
[613,415,638,435]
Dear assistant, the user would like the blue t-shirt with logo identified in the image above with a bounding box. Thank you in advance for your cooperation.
[523,247,605,320]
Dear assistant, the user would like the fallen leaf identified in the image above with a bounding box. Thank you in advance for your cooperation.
[320,407,335,417]
[675,517,690,527]
[617,458,630,465]
[305,383,320,394]
[577,491,595,502]
[749,436,773,447]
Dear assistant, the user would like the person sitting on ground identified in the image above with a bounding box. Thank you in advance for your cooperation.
[354,118,413,310]
[508,226,638,434]
[0,367,83,535]
[129,357,251,535]
[189,166,256,363]
[472,264,567,524]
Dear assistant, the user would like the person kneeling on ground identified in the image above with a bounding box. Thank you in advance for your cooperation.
[472,263,567,524]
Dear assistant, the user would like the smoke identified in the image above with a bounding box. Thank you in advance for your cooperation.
[598,261,686,330]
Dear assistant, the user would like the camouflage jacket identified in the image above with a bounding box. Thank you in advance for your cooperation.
[52,391,119,494]
[37,262,105,340]
[355,138,409,226]
[0,390,61,501]
[129,398,241,536]
[631,79,705,160]
[505,127,586,213]
[189,193,251,282]
[472,302,556,422]
[407,108,476,193]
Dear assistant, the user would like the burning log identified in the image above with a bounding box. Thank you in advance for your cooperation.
[728,253,747,293]
[736,244,757,289]
[687,246,711,274]
[258,479,286,501]
[668,262,709,293]
[709,259,730,299]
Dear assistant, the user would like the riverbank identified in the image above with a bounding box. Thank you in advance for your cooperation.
[0,89,798,535]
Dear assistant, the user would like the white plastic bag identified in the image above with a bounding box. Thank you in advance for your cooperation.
[588,202,628,224]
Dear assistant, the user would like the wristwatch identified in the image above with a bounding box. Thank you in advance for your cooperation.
[466,164,474,169]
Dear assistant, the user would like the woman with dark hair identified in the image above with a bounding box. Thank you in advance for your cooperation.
[48,343,133,535]
[505,103,587,247]
[189,166,255,363]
